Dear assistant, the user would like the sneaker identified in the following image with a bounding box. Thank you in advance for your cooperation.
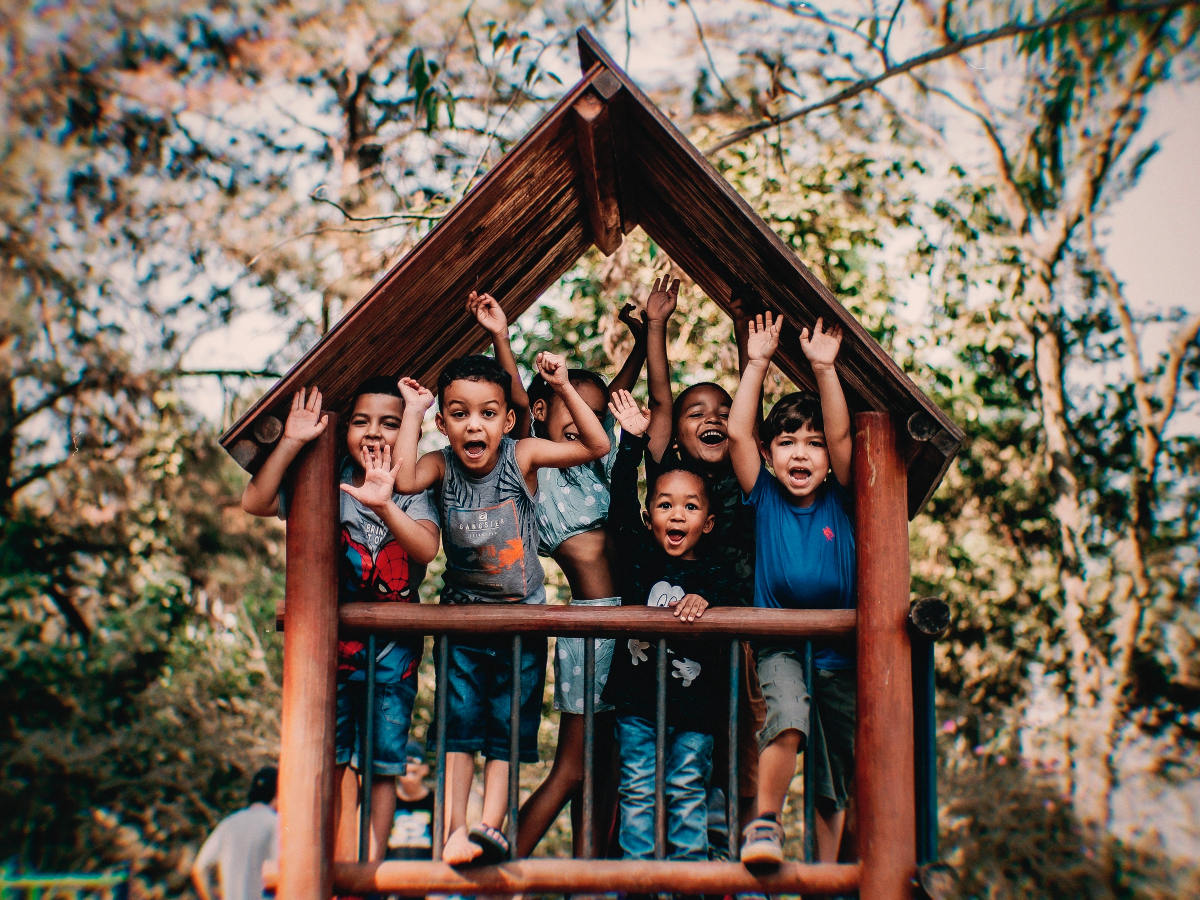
[739,817,784,867]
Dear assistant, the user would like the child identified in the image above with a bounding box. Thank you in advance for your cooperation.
[241,380,441,862]
[393,348,610,865]
[644,277,766,838]
[727,312,856,865]
[387,741,434,860]
[466,290,645,857]
[601,390,740,862]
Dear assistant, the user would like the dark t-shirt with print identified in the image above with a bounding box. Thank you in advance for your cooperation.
[601,433,740,733]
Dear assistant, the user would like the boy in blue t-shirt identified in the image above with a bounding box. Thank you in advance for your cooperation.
[727,311,856,866]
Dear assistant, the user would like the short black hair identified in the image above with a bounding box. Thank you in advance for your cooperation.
[437,355,513,409]
[248,766,278,804]
[760,391,823,446]
[348,375,402,407]
[671,382,733,425]
[647,459,711,509]
[528,369,609,438]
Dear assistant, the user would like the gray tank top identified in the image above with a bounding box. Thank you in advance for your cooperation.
[438,437,546,605]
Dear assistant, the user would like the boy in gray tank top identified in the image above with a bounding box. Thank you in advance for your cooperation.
[394,350,610,865]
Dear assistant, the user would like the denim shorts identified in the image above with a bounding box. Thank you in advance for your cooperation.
[553,597,620,714]
[335,672,417,777]
[433,635,547,763]
[755,646,857,811]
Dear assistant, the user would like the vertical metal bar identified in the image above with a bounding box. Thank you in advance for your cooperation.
[508,634,521,860]
[914,636,938,865]
[654,637,667,860]
[432,636,448,862]
[727,639,740,861]
[583,635,596,859]
[803,641,816,863]
[358,633,377,862]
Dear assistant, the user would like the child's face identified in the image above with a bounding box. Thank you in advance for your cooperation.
[346,393,404,465]
[436,378,515,474]
[532,381,607,443]
[398,758,429,792]
[674,385,732,465]
[646,470,715,559]
[766,424,830,506]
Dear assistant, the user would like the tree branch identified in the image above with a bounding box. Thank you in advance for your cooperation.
[682,0,741,108]
[706,0,1197,154]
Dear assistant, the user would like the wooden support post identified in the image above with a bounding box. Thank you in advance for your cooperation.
[573,91,623,256]
[279,413,339,900]
[854,412,916,900]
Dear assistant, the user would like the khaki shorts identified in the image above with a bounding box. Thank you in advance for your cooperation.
[755,646,856,811]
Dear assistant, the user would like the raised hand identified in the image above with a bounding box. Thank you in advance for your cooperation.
[608,389,651,437]
[466,290,507,335]
[340,442,402,511]
[745,311,784,366]
[283,387,329,445]
[798,317,843,369]
[670,592,709,622]
[645,275,680,323]
[618,302,647,345]
[397,377,435,413]
[535,351,570,389]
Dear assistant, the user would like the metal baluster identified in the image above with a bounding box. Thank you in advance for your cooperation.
[508,634,521,860]
[432,636,448,862]
[914,635,938,865]
[359,633,377,862]
[654,637,667,860]
[803,641,816,863]
[727,640,741,861]
[583,635,596,859]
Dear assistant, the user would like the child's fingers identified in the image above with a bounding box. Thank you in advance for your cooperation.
[292,390,302,411]
[772,313,786,336]
[315,414,329,434]
[310,389,322,415]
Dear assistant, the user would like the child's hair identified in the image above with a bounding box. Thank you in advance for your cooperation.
[760,391,823,446]
[348,375,403,407]
[437,354,513,409]
[646,458,711,510]
[528,369,609,438]
[671,382,733,425]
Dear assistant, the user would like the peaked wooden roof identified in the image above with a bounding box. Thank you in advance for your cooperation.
[220,29,962,518]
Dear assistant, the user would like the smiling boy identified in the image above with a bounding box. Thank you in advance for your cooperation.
[392,350,610,865]
[601,390,739,863]
[727,311,857,866]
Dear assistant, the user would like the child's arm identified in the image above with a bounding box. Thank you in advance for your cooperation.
[468,291,531,438]
[800,317,852,488]
[339,444,441,564]
[606,390,651,543]
[393,378,446,494]
[728,292,753,376]
[728,313,784,495]
[242,387,329,517]
[515,352,611,475]
[644,276,680,462]
[608,303,648,400]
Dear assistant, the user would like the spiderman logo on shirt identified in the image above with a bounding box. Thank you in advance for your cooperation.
[338,530,412,672]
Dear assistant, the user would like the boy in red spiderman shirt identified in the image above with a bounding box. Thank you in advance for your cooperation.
[243,377,440,863]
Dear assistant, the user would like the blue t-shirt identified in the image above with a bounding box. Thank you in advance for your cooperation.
[743,465,856,669]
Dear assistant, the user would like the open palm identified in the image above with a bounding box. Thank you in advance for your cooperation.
[799,317,842,368]
[745,312,784,364]
[608,389,650,436]
[283,387,329,444]
[645,275,680,322]
[341,444,402,510]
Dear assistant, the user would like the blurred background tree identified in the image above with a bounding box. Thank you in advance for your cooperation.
[1,1,1197,897]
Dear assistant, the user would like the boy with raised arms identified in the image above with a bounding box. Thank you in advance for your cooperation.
[392,348,610,865]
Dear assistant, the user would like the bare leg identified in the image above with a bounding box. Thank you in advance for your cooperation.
[755,729,801,816]
[814,804,847,863]
[480,757,510,829]
[517,713,584,857]
[369,776,397,861]
[333,764,358,861]
[442,751,481,865]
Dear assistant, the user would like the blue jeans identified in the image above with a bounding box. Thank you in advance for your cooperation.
[335,673,417,776]
[616,715,713,861]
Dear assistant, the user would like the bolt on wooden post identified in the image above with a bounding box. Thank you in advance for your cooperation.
[853,412,916,900]
[279,414,339,900]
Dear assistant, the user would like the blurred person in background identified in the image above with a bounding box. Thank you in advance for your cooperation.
[192,766,279,900]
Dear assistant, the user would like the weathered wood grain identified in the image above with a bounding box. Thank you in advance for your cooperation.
[573,91,623,255]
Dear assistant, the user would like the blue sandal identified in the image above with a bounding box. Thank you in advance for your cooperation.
[467,823,510,865]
